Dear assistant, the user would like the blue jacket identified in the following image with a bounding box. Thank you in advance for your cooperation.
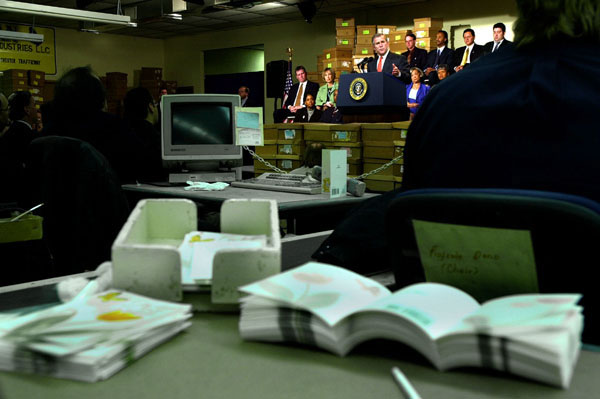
[405,83,430,114]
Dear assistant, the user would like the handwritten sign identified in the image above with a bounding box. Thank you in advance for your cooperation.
[412,220,539,302]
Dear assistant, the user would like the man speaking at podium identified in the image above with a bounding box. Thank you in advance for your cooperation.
[367,34,411,84]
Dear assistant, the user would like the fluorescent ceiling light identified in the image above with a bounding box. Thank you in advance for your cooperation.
[0,30,44,43]
[164,13,183,20]
[0,0,133,26]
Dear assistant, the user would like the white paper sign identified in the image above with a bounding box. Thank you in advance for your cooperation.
[235,107,263,146]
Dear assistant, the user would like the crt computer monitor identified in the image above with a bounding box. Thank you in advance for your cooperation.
[161,94,242,167]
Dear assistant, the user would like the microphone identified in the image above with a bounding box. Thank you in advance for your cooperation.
[358,57,373,67]
[311,166,366,197]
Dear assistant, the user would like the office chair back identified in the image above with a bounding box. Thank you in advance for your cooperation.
[386,188,600,344]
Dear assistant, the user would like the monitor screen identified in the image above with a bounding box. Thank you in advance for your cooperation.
[161,94,242,161]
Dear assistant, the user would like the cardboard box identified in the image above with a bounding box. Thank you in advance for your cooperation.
[1,69,27,80]
[363,141,405,159]
[278,143,306,156]
[377,25,397,35]
[363,158,403,177]
[336,17,355,27]
[263,124,279,141]
[390,43,407,54]
[336,27,356,37]
[303,123,361,142]
[355,46,373,56]
[413,17,444,30]
[356,35,373,46]
[390,29,412,43]
[0,214,43,243]
[347,160,363,176]
[336,37,355,48]
[356,25,377,36]
[254,157,277,171]
[255,143,278,157]
[414,28,439,39]
[324,47,353,60]
[277,158,303,171]
[416,38,435,51]
[140,67,162,81]
[277,126,304,143]
[364,175,402,192]
[361,122,411,141]
[323,58,353,70]
[28,70,45,87]
[324,141,362,161]
[307,71,320,83]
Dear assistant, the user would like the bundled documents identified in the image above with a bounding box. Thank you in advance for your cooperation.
[0,284,192,382]
[239,262,583,388]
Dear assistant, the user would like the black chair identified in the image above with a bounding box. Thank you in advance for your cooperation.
[24,136,130,277]
[386,188,600,344]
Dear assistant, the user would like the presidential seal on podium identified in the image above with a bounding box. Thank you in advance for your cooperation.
[349,77,367,101]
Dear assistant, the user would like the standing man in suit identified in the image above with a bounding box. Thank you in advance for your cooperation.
[273,65,319,123]
[453,29,485,72]
[484,22,514,55]
[238,86,259,107]
[402,33,428,71]
[367,33,411,84]
[424,30,455,84]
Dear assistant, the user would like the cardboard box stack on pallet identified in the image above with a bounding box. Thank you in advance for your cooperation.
[355,25,376,59]
[0,69,46,110]
[336,18,356,50]
[137,67,163,102]
[105,72,127,116]
[255,124,305,175]
[413,17,443,51]
[303,123,363,176]
[360,121,410,191]
[322,47,353,77]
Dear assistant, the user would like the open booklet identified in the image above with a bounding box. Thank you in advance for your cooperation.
[239,262,583,388]
[0,283,192,382]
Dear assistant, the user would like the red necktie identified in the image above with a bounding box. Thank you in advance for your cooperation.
[377,56,383,72]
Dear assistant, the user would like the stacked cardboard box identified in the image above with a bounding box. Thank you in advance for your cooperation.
[163,80,178,94]
[322,47,353,76]
[0,69,46,109]
[254,124,305,175]
[307,71,321,85]
[303,123,362,176]
[360,121,410,192]
[389,29,412,54]
[413,17,443,52]
[105,72,127,116]
[316,53,325,74]
[355,25,376,58]
[138,67,163,101]
[335,18,356,51]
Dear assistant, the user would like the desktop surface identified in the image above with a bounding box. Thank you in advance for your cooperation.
[1,312,597,399]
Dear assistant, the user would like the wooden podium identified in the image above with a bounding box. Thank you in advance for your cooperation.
[337,72,409,122]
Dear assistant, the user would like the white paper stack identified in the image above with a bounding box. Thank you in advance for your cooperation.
[0,285,192,382]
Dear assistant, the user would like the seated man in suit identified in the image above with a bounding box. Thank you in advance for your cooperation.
[424,30,454,85]
[367,34,411,84]
[484,22,514,55]
[273,66,319,123]
[294,94,322,123]
[453,28,485,72]
[402,33,428,72]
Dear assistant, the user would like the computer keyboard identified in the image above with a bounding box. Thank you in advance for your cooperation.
[231,173,322,195]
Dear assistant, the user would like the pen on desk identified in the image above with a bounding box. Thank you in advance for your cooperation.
[391,367,422,399]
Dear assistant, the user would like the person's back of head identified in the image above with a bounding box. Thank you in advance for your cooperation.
[304,142,324,167]
[514,0,600,47]
[123,87,154,122]
[8,91,32,122]
[53,66,106,122]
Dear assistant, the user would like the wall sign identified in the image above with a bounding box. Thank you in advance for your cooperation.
[0,23,56,74]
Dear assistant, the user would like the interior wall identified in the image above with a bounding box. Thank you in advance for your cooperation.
[165,0,518,122]
[51,27,165,87]
[204,47,264,75]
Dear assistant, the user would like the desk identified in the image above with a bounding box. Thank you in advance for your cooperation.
[1,312,597,399]
[122,184,379,234]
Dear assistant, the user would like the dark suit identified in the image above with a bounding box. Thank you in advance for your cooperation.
[483,39,514,55]
[424,47,455,84]
[452,44,485,69]
[0,121,37,202]
[294,107,322,123]
[273,80,320,122]
[367,51,411,84]
[241,97,259,107]
[401,48,428,71]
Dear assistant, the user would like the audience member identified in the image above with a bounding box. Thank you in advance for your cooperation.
[273,65,319,123]
[315,68,338,110]
[0,91,38,202]
[290,142,324,175]
[484,22,514,55]
[294,94,322,123]
[123,87,165,182]
[44,66,139,183]
[424,30,454,85]
[453,28,485,72]
[238,85,258,107]
[405,67,430,120]
[312,0,600,284]
[367,34,411,83]
[436,64,450,83]
[402,33,428,71]
[319,90,343,123]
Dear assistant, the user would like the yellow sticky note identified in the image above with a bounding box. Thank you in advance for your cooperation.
[395,35,401,41]
[342,22,349,27]
[362,49,368,54]
[342,40,349,44]
[412,220,539,302]
[326,53,331,59]
[362,29,370,35]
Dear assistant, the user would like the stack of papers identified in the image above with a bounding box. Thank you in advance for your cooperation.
[0,285,192,382]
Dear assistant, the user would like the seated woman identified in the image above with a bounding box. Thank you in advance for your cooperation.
[406,67,430,120]
[294,94,322,123]
[315,68,338,110]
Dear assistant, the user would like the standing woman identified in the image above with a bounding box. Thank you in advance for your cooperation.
[316,68,338,110]
[406,67,430,120]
